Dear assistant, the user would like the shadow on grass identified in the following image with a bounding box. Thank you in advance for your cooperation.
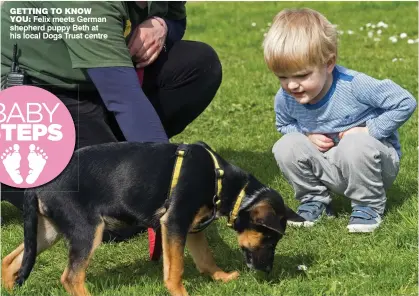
[1,201,23,226]
[87,247,213,293]
[385,178,417,213]
[88,223,309,294]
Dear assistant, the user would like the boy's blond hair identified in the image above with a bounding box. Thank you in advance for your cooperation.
[263,8,337,75]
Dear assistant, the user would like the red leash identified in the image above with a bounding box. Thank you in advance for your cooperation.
[136,68,162,261]
[135,67,144,83]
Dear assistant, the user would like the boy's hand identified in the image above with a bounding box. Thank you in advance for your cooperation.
[338,127,369,139]
[307,133,335,152]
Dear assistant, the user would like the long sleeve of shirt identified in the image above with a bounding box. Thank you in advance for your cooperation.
[87,67,168,143]
[274,90,302,134]
[352,74,417,140]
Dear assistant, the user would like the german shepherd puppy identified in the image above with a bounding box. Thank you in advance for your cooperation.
[2,141,303,296]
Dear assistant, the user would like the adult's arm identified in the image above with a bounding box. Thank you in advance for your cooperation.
[87,67,168,143]
[45,2,168,142]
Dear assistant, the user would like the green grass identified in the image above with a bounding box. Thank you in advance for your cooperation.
[2,2,418,296]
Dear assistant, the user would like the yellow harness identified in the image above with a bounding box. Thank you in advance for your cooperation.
[168,145,247,231]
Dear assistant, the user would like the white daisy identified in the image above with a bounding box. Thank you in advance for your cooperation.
[389,36,398,43]
[377,21,388,28]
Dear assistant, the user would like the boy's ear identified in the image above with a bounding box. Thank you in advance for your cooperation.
[250,201,286,235]
[327,55,336,73]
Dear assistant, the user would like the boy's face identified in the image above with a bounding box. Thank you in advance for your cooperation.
[277,60,335,105]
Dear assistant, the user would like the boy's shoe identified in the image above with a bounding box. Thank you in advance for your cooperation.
[347,206,382,233]
[287,201,330,227]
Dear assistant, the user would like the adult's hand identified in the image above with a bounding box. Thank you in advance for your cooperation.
[128,17,167,68]
[307,133,335,152]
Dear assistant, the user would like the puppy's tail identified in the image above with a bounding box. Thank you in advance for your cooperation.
[15,190,38,286]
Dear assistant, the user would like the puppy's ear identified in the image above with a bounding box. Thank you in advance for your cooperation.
[194,141,213,151]
[285,206,305,222]
[250,201,286,235]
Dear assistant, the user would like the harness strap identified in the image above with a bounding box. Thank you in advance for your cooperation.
[204,148,223,209]
[168,145,188,198]
[166,144,248,231]
[227,182,248,227]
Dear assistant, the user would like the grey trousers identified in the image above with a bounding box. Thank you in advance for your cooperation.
[272,132,400,215]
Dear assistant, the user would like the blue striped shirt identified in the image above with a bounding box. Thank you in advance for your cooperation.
[274,65,417,158]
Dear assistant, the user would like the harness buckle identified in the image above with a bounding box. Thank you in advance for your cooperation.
[227,216,234,227]
[215,168,224,178]
[213,194,221,208]
[176,150,185,156]
[175,144,189,156]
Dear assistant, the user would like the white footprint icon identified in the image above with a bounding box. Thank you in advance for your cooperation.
[1,144,23,184]
[26,144,48,185]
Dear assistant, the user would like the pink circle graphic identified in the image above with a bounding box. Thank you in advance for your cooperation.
[0,85,76,188]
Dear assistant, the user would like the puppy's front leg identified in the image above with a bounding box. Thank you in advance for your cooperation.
[186,231,239,282]
[160,219,188,296]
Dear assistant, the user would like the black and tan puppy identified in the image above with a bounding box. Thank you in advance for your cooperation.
[2,141,303,296]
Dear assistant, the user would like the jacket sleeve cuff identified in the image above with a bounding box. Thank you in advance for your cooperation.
[163,18,186,49]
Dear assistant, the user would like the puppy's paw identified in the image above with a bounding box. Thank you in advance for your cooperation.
[166,281,189,296]
[170,287,189,296]
[213,270,240,282]
[2,279,15,291]
[1,265,17,291]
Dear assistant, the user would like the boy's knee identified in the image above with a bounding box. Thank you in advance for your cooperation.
[337,133,379,164]
[272,132,309,164]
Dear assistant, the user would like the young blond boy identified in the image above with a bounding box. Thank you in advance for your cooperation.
[263,8,416,232]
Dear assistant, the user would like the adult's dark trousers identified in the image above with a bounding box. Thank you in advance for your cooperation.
[1,40,222,213]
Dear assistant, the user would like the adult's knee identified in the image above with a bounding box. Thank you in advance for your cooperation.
[187,41,222,81]
[171,41,222,90]
[272,133,309,167]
